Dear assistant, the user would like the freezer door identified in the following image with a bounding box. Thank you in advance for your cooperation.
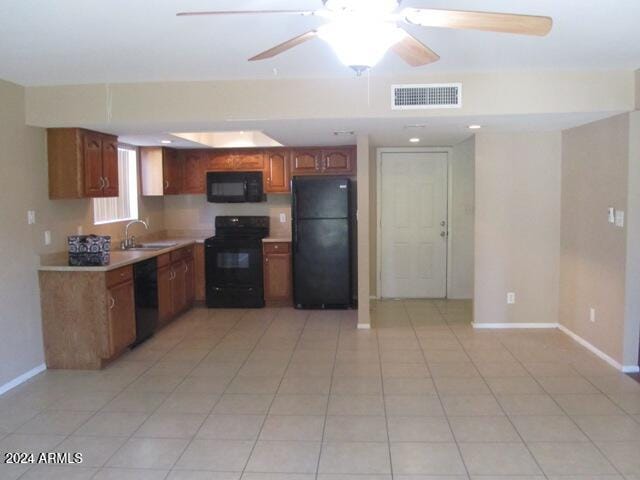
[293,177,350,219]
[293,218,351,308]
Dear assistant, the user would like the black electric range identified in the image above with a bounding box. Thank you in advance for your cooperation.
[204,216,269,308]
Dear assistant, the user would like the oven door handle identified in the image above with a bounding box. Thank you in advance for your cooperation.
[243,179,248,199]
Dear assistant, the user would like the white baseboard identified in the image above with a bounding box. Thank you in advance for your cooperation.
[472,322,559,329]
[558,324,640,373]
[369,295,378,300]
[0,363,46,396]
[357,323,371,330]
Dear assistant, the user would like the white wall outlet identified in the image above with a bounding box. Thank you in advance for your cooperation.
[507,292,516,304]
[77,225,83,235]
[279,213,287,223]
[608,207,615,224]
[27,210,36,225]
[589,307,596,323]
[615,210,625,228]
[44,230,51,245]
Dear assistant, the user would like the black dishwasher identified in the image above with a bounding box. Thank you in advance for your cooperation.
[133,258,159,346]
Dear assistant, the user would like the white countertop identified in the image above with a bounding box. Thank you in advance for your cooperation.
[38,238,203,273]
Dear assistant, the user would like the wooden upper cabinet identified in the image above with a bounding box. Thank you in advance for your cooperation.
[48,128,119,199]
[207,152,234,171]
[265,150,290,193]
[140,147,183,196]
[101,136,119,197]
[291,149,322,175]
[83,132,105,197]
[181,150,206,194]
[322,147,355,174]
[163,148,182,194]
[234,150,265,170]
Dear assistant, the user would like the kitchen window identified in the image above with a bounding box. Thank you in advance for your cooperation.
[93,146,139,224]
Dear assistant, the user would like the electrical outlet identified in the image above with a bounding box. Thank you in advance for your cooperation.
[507,292,516,304]
[77,225,83,235]
[615,210,625,228]
[44,230,51,245]
[589,307,596,323]
[27,210,36,225]
[279,213,287,223]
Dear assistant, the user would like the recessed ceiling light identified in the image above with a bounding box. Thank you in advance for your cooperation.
[333,130,355,136]
[404,124,428,129]
[468,125,482,130]
[409,137,420,143]
[160,140,172,144]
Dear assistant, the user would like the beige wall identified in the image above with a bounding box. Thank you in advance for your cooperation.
[0,79,165,387]
[625,112,640,366]
[449,137,475,299]
[369,146,378,296]
[560,114,629,362]
[24,71,635,129]
[474,132,561,325]
[357,135,371,326]
[163,195,291,239]
[560,114,630,364]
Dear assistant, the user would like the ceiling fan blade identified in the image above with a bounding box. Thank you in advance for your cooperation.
[392,30,440,66]
[177,10,315,17]
[403,8,552,36]
[249,31,318,61]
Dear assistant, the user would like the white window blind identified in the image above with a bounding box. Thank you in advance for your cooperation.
[93,147,139,225]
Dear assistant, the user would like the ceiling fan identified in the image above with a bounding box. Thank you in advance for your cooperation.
[177,0,552,75]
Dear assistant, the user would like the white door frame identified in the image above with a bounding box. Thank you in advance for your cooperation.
[376,147,454,299]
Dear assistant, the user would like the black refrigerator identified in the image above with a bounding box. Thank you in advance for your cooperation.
[292,176,352,309]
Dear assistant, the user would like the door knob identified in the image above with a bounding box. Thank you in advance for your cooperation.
[440,231,447,238]
[440,220,446,227]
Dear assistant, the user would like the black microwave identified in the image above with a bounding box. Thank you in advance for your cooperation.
[206,171,265,203]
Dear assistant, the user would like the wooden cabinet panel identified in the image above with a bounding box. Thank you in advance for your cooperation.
[194,244,205,302]
[106,280,136,358]
[234,151,265,170]
[172,260,187,315]
[263,250,292,306]
[265,150,290,193]
[208,153,234,171]
[83,131,105,197]
[291,149,322,175]
[182,150,206,194]
[322,148,354,174]
[163,148,182,194]
[106,266,133,288]
[264,242,290,254]
[101,136,119,197]
[185,257,195,306]
[157,265,173,326]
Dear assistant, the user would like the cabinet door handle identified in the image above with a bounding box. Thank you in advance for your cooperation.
[104,176,110,189]
[184,264,189,273]
[265,257,269,263]
[109,296,115,309]
[165,180,170,190]
[98,177,105,190]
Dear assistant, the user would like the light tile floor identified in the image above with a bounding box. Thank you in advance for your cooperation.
[0,300,639,479]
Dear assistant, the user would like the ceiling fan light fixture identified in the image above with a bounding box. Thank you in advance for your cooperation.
[323,0,399,15]
[318,19,406,73]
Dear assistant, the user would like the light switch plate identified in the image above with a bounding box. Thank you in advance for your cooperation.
[608,207,615,224]
[279,213,286,223]
[507,292,516,304]
[27,210,36,225]
[44,230,52,245]
[615,210,625,228]
[77,225,83,235]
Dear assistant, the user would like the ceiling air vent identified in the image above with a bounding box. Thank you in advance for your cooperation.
[392,83,462,110]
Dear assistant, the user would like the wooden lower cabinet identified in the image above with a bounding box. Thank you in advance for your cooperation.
[194,243,206,302]
[158,248,195,327]
[106,279,136,358]
[263,242,292,306]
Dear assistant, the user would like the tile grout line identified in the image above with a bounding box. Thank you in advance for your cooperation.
[498,333,626,479]
[374,311,394,479]
[85,307,248,480]
[313,311,342,480]
[406,300,473,480]
[237,308,311,478]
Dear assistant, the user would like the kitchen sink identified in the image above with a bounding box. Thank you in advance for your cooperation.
[125,242,178,251]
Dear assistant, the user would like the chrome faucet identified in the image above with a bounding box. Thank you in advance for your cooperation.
[122,219,149,249]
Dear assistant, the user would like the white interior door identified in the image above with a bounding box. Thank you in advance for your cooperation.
[380,151,448,298]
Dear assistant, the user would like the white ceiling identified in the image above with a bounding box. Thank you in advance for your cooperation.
[118,111,621,148]
[2,0,640,86]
